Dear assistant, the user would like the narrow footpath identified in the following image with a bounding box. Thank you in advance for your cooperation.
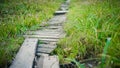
[9,0,70,68]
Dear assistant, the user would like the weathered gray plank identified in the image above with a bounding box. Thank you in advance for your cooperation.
[45,26,62,30]
[48,19,66,25]
[48,15,66,25]
[37,54,59,68]
[61,4,68,7]
[38,44,57,49]
[39,38,59,42]
[26,32,61,35]
[60,4,68,11]
[27,28,64,33]
[24,34,65,39]
[36,47,54,54]
[26,30,62,35]
[38,41,57,45]
[10,38,38,68]
[38,25,63,30]
[66,0,70,5]
[55,11,68,14]
[44,27,64,31]
[36,53,48,56]
[48,15,65,21]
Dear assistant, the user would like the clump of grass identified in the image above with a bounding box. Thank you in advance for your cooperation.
[55,0,120,67]
[0,0,64,67]
[66,58,85,68]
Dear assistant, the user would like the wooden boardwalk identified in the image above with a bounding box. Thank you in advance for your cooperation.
[9,0,70,68]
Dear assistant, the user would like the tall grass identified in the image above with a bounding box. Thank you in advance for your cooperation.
[0,0,64,67]
[55,0,120,67]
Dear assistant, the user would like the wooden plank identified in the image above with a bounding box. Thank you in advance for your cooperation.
[36,47,54,54]
[27,28,64,33]
[54,11,68,14]
[25,30,63,35]
[47,21,63,26]
[39,38,59,42]
[26,32,61,35]
[24,34,65,39]
[43,27,64,31]
[48,15,64,21]
[36,53,48,56]
[60,4,68,11]
[48,15,66,25]
[10,38,38,68]
[36,54,49,68]
[39,25,63,30]
[37,55,59,68]
[48,19,66,25]
[38,44,57,49]
[38,41,57,45]
[61,4,68,7]
[25,33,61,36]
[66,0,70,5]
[46,26,62,29]
[26,30,62,35]
[60,7,68,11]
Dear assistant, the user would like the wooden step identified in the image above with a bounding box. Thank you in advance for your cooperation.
[10,38,38,68]
[36,54,59,68]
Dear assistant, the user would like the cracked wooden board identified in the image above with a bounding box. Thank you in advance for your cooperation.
[10,38,38,68]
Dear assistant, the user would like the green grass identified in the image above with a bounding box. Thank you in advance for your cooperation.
[0,0,64,67]
[54,0,120,67]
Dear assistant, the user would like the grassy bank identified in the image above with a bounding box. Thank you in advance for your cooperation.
[0,0,64,67]
[55,0,120,67]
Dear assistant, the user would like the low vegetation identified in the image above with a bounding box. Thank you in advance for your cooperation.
[0,0,64,67]
[54,0,120,67]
